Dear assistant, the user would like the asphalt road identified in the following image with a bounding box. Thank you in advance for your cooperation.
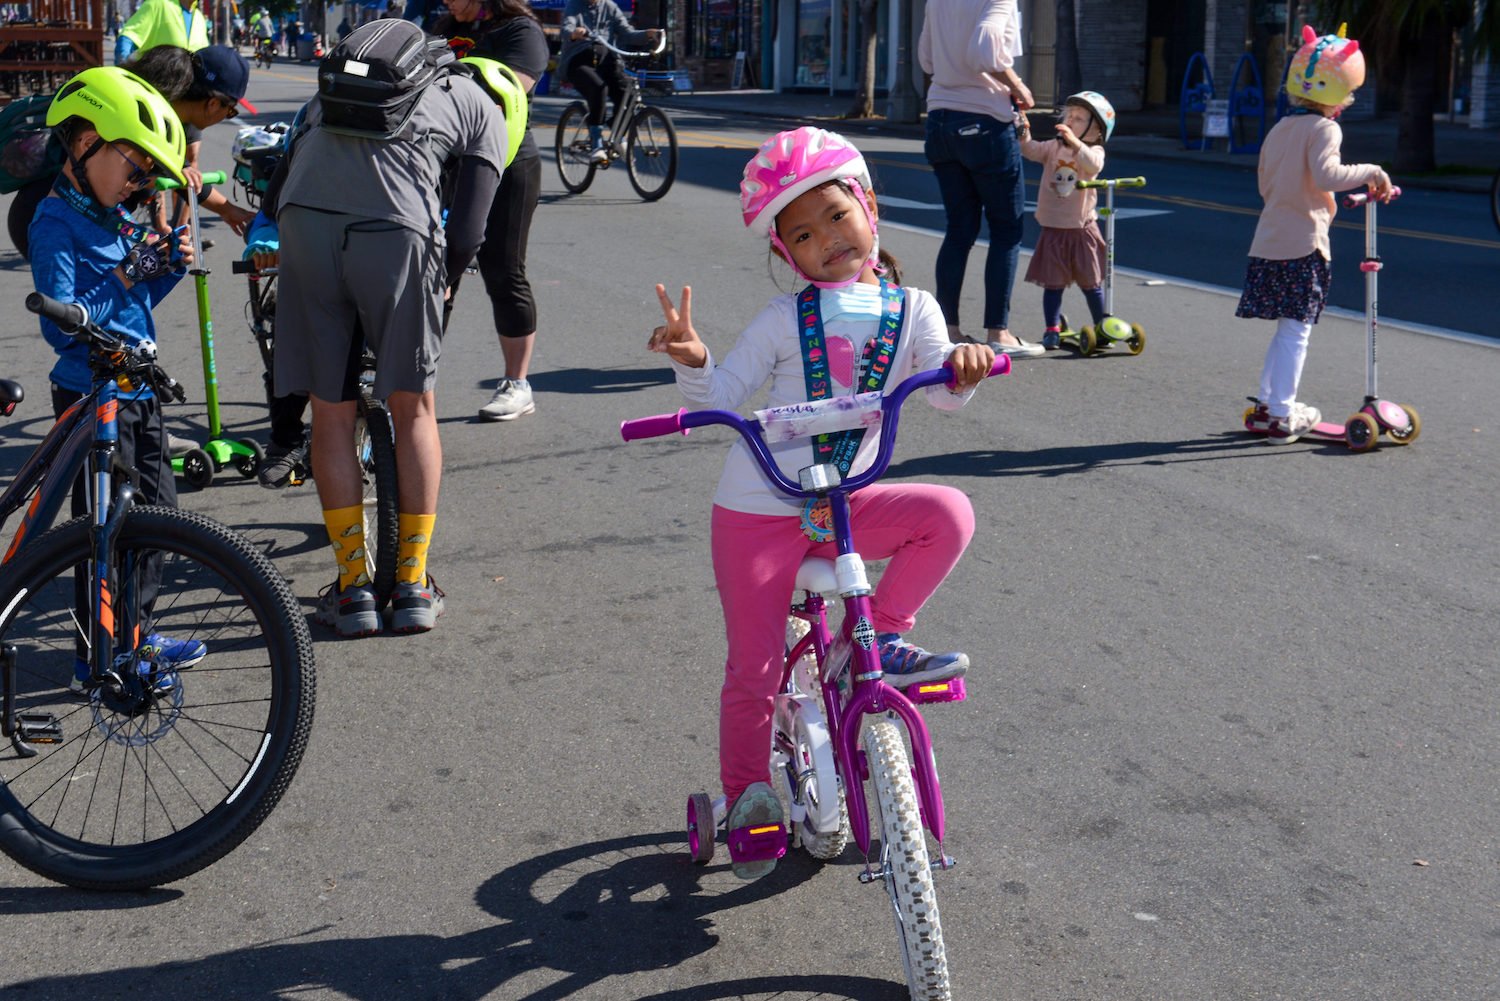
[2,61,1498,1001]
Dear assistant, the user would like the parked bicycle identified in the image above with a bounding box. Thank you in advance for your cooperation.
[622,354,1010,1001]
[231,261,401,606]
[0,293,315,891]
[554,33,678,201]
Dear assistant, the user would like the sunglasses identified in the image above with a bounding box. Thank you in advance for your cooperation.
[211,92,242,117]
[106,142,157,189]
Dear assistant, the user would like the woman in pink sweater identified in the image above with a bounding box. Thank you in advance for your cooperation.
[1018,91,1115,349]
[1237,24,1392,444]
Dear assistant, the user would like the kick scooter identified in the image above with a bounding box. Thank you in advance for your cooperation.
[1243,187,1419,450]
[1060,176,1147,356]
[156,171,264,489]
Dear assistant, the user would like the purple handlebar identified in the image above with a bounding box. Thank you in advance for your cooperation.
[620,408,689,441]
[621,357,1010,498]
[1344,185,1401,209]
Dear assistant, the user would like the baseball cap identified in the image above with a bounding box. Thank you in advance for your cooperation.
[194,45,259,117]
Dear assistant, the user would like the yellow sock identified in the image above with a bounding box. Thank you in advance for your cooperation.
[397,512,436,585]
[322,505,369,591]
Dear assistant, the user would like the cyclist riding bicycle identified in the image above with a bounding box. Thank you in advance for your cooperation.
[557,0,661,165]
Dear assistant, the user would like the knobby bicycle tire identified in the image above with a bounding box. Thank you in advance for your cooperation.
[356,400,400,605]
[555,101,597,195]
[864,720,950,1000]
[626,106,678,201]
[0,506,315,890]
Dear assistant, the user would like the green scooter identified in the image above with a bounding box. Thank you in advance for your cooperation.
[155,170,263,489]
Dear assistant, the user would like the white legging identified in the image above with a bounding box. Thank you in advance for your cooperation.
[1259,317,1313,418]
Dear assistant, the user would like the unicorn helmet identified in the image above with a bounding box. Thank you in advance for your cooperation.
[1285,24,1366,108]
[739,126,879,288]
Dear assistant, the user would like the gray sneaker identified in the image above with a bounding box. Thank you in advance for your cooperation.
[389,576,445,634]
[258,438,310,488]
[478,378,535,422]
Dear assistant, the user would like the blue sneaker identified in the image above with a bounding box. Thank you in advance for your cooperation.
[69,632,205,696]
[876,633,969,688]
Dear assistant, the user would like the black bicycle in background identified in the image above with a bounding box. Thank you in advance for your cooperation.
[0,293,315,891]
[554,33,679,202]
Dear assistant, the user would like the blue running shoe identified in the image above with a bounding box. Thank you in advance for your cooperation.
[876,633,969,688]
[139,633,208,670]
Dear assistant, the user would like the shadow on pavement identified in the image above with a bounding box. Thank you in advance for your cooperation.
[529,366,675,395]
[2,830,899,1001]
[888,434,1277,479]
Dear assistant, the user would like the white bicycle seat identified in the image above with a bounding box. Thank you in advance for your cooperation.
[794,557,837,595]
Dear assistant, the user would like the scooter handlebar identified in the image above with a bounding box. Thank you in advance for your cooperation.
[1077,176,1146,190]
[1343,185,1401,208]
[155,170,228,191]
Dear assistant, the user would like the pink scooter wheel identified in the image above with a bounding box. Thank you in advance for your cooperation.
[687,792,715,864]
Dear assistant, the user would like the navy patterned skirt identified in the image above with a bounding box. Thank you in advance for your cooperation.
[1235,252,1332,323]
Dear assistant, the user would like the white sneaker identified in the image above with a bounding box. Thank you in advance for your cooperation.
[478,378,535,422]
[589,143,609,166]
[1267,402,1322,444]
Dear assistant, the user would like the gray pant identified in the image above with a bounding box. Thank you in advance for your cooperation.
[275,206,446,402]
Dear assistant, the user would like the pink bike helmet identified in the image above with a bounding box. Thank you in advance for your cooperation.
[740,126,880,288]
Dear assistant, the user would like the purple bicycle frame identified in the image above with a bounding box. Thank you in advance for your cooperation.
[622,356,1010,856]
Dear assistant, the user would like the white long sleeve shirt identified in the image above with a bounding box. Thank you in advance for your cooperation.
[671,285,972,516]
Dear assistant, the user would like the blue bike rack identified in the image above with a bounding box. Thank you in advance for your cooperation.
[1179,52,1215,151]
[1227,52,1267,154]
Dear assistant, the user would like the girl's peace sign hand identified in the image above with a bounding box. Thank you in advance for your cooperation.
[649,284,708,369]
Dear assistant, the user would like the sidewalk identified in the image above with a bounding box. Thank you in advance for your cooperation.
[643,88,1500,194]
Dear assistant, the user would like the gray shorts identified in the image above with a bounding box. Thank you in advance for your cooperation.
[274,206,446,402]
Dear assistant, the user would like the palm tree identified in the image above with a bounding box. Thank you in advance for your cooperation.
[846,0,881,119]
[1316,0,1500,171]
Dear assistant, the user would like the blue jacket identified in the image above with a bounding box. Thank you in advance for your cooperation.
[30,196,184,395]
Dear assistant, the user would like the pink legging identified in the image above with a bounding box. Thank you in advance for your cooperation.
[711,483,975,803]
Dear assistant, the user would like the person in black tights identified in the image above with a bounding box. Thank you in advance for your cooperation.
[556,0,659,165]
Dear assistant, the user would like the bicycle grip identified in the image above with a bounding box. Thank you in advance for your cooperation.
[231,260,255,274]
[25,292,88,331]
[620,409,689,441]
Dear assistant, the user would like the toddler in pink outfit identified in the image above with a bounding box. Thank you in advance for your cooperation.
[1018,91,1117,349]
[646,127,994,880]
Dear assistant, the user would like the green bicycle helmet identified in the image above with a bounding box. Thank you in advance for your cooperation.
[458,57,527,170]
[47,66,187,185]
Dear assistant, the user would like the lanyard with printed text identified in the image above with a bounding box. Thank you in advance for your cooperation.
[52,174,151,245]
[795,279,903,541]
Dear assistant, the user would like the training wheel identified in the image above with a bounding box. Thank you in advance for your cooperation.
[233,439,266,477]
[1385,405,1421,446]
[687,792,716,864]
[181,447,215,489]
[1344,412,1379,452]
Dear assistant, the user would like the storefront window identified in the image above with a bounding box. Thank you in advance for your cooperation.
[796,0,830,87]
[686,0,742,58]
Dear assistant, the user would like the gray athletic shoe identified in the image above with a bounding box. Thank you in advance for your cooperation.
[258,438,310,489]
[478,379,535,422]
[389,576,445,634]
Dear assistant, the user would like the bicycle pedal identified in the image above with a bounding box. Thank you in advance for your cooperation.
[726,822,788,864]
[904,676,967,705]
[15,711,62,744]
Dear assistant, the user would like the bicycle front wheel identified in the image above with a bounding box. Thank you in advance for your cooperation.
[355,399,399,604]
[625,106,678,202]
[555,101,597,195]
[0,506,315,890]
[863,720,950,1000]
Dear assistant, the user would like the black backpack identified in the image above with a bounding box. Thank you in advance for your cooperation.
[317,19,454,140]
[0,93,64,194]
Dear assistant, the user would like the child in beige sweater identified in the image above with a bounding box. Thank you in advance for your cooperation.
[1237,24,1393,444]
[1018,91,1116,349]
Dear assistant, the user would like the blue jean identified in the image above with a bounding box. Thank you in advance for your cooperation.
[924,109,1026,332]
